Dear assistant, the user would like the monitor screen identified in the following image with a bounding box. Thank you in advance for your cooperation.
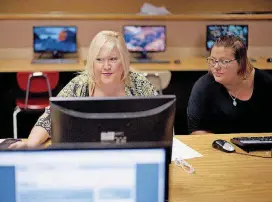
[206,25,248,50]
[0,147,166,202]
[33,26,77,53]
[123,25,166,52]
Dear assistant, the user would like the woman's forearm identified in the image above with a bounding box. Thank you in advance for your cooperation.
[27,126,50,147]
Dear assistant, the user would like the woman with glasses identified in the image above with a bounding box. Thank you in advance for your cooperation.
[187,35,272,134]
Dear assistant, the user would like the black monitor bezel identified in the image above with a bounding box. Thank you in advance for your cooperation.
[33,25,78,53]
[50,94,175,102]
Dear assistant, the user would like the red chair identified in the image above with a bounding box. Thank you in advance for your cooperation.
[13,72,59,138]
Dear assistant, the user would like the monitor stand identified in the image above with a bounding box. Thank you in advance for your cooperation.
[131,52,170,64]
[52,51,64,59]
[32,51,78,64]
[135,51,151,61]
[37,51,64,60]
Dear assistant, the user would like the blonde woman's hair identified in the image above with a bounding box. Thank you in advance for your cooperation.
[83,30,131,88]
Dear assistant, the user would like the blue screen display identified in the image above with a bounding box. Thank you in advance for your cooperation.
[33,26,77,53]
[206,25,248,50]
[0,148,166,202]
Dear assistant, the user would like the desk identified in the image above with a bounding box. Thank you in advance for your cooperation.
[0,57,271,72]
[36,133,272,201]
[170,133,272,202]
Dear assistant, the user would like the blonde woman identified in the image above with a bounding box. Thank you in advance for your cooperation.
[10,30,158,149]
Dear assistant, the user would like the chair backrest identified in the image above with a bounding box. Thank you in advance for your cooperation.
[136,70,172,94]
[17,72,59,93]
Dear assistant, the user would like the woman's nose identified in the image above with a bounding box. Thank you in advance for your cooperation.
[103,60,111,69]
[214,62,221,70]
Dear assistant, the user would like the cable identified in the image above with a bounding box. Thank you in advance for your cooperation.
[235,151,272,159]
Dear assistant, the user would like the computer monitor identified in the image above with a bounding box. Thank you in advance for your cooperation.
[33,26,77,58]
[50,95,175,144]
[50,95,175,162]
[123,25,166,60]
[206,25,248,50]
[0,143,167,202]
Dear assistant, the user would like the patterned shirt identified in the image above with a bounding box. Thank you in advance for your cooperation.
[35,71,158,136]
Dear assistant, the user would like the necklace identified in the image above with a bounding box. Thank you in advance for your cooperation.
[229,92,240,106]
[228,81,250,107]
[228,70,255,107]
[228,84,243,107]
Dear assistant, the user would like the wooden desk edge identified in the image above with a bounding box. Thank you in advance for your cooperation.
[34,133,272,148]
[0,58,271,72]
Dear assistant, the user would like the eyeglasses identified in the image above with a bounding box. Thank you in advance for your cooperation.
[206,57,236,69]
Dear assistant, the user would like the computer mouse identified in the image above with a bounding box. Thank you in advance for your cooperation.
[212,139,235,153]
[267,58,272,63]
[174,59,181,64]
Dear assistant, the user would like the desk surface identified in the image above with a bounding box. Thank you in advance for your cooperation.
[22,133,272,202]
[171,133,272,202]
[0,57,271,72]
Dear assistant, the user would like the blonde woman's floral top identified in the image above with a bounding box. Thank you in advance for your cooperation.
[35,71,158,136]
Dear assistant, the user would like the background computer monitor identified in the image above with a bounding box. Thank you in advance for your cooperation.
[0,145,167,202]
[123,25,166,59]
[33,26,77,57]
[206,25,248,50]
[50,95,175,145]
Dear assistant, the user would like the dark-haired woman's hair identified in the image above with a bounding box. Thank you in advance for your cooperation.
[212,35,253,78]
